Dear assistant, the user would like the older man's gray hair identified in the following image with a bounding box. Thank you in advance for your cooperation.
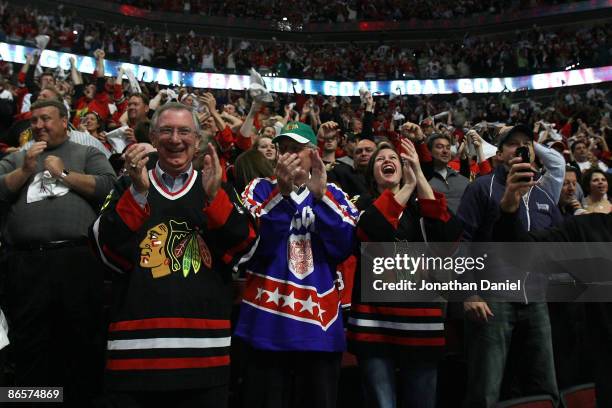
[150,102,202,136]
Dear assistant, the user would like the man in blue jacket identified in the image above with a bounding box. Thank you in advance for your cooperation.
[457,124,565,407]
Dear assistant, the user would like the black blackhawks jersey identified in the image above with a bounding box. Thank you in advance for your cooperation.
[91,168,256,391]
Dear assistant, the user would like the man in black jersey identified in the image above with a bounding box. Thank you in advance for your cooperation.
[92,102,256,408]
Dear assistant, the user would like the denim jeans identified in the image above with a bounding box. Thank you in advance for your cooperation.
[358,356,437,408]
[464,302,559,408]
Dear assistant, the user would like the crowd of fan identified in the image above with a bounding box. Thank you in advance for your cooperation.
[1,3,609,80]
[0,47,609,177]
[117,0,565,23]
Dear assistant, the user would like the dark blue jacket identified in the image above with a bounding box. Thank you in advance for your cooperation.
[457,164,563,242]
[457,165,563,302]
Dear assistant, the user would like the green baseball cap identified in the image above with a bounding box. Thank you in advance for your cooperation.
[272,121,317,145]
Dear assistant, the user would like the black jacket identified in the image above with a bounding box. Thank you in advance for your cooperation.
[493,210,612,336]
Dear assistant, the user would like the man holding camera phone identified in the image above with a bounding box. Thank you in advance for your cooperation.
[457,124,566,406]
[494,158,612,407]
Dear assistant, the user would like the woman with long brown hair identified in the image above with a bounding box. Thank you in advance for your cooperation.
[347,139,461,408]
[82,111,112,153]
[253,134,277,164]
[233,148,274,195]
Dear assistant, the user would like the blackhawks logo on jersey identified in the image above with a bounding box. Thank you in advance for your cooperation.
[139,220,212,279]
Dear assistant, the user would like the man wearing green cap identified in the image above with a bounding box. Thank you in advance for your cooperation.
[236,122,358,408]
[272,121,322,198]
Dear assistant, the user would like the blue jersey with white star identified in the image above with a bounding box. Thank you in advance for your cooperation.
[235,178,358,351]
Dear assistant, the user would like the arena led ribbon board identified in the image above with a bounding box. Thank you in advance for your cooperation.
[2,42,610,96]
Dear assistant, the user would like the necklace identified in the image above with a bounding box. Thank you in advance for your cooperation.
[587,197,611,212]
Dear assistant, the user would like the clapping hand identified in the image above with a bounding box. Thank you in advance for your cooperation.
[305,149,327,200]
[317,121,339,140]
[22,142,47,175]
[201,143,222,201]
[124,143,151,193]
[200,93,217,112]
[399,138,422,175]
[44,155,65,179]
[400,122,425,143]
[275,153,301,196]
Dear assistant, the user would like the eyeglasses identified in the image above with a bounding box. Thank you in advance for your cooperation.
[157,127,195,137]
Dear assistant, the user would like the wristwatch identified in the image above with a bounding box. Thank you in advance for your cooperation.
[60,169,70,179]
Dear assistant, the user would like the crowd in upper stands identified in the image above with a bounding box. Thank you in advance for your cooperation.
[0,39,609,174]
[1,3,609,80]
[116,0,568,22]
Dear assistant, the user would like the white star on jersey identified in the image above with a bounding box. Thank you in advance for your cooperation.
[264,287,281,305]
[255,287,265,300]
[300,295,317,314]
[281,291,299,310]
[317,303,326,319]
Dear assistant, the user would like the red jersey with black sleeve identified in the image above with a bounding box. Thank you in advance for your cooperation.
[347,190,462,362]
